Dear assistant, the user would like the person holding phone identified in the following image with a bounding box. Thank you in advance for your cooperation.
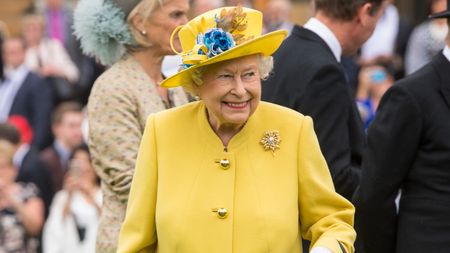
[356,63,394,128]
[43,144,101,253]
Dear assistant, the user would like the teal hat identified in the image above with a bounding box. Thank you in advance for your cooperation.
[73,0,142,66]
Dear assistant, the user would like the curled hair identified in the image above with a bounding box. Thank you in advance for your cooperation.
[185,54,274,95]
[314,0,383,21]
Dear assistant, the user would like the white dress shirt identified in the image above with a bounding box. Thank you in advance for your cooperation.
[0,65,29,122]
[444,45,450,62]
[304,17,342,62]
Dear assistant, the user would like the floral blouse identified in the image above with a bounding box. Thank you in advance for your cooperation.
[0,183,40,253]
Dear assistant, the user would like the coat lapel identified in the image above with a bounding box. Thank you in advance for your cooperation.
[433,53,450,109]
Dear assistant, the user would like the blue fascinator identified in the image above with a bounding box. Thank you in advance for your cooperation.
[73,0,138,65]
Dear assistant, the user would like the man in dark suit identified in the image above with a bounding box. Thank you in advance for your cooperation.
[41,102,84,192]
[355,3,450,253]
[262,0,386,201]
[0,37,53,150]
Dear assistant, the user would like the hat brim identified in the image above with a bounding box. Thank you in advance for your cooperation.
[160,29,288,88]
[429,11,450,19]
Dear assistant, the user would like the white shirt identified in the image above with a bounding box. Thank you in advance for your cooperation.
[443,45,450,62]
[304,17,342,62]
[0,65,29,122]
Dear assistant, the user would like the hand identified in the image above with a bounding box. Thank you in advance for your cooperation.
[39,65,65,78]
[0,182,21,210]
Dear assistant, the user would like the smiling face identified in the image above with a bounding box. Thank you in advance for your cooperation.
[194,55,261,132]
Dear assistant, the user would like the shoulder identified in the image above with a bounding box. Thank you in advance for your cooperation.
[150,101,200,125]
[395,60,439,95]
[253,102,310,130]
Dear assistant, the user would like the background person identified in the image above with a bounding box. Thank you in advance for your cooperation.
[43,144,101,253]
[41,102,84,193]
[355,1,450,252]
[0,140,44,253]
[262,0,386,202]
[0,37,53,150]
[404,0,448,74]
[73,0,189,251]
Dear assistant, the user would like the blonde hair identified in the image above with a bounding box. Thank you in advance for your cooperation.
[185,54,274,95]
[0,140,15,166]
[126,0,165,48]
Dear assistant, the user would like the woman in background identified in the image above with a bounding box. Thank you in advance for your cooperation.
[73,0,189,251]
[43,144,101,253]
[0,140,44,253]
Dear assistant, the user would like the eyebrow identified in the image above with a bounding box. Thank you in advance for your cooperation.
[218,65,258,73]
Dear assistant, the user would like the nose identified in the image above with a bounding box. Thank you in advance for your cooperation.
[231,77,247,96]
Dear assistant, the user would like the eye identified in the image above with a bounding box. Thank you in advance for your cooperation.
[218,73,233,79]
[242,71,257,81]
[170,11,186,19]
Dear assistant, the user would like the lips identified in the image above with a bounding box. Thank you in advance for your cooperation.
[223,101,249,109]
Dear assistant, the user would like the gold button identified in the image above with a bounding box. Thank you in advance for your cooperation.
[216,208,228,219]
[216,159,230,169]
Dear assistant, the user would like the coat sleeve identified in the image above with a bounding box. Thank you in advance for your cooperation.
[296,64,361,201]
[88,80,142,201]
[30,76,53,150]
[354,85,422,253]
[117,115,158,253]
[298,116,356,253]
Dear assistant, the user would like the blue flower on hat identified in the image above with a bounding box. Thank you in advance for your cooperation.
[203,28,236,58]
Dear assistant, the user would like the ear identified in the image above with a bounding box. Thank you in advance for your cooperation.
[130,12,146,32]
[356,3,374,27]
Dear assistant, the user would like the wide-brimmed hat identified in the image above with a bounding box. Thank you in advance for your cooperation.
[160,6,288,88]
[429,0,450,19]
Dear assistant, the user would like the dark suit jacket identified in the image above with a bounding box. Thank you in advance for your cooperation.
[40,145,66,192]
[262,25,365,201]
[9,71,53,150]
[16,147,55,217]
[355,53,450,253]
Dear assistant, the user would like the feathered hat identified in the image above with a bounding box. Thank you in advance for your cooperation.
[73,0,141,65]
[159,6,288,88]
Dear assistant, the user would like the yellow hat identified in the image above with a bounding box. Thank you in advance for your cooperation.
[160,6,288,88]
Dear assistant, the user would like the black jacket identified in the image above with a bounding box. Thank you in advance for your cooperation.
[262,25,365,201]
[355,52,450,253]
[9,71,53,150]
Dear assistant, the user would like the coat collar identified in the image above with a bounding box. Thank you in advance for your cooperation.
[291,25,338,63]
[432,52,450,108]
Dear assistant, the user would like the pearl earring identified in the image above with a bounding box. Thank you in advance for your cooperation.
[140,30,147,36]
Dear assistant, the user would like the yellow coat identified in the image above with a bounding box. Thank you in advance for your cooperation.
[118,101,356,253]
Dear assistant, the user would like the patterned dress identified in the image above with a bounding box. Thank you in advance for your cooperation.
[88,55,188,253]
[0,183,40,253]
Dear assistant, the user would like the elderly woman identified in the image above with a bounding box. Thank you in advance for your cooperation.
[73,0,189,252]
[118,7,356,253]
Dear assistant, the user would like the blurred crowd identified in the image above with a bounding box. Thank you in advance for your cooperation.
[0,0,448,252]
